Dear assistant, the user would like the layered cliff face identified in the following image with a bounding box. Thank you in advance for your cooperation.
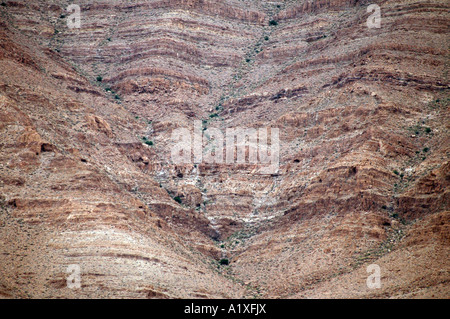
[0,0,449,298]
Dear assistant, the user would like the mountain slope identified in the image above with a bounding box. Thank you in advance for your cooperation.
[0,0,449,298]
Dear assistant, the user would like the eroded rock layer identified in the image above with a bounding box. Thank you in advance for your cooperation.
[0,0,449,298]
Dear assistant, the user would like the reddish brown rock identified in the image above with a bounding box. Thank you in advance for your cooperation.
[0,0,448,299]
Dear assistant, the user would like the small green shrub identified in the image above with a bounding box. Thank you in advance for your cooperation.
[423,147,429,153]
[145,140,153,146]
[264,36,269,41]
[174,196,182,204]
[96,76,103,82]
[425,127,432,133]
[219,258,229,265]
[393,170,399,175]
[269,20,278,26]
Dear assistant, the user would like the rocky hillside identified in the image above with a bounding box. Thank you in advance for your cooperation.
[0,0,448,298]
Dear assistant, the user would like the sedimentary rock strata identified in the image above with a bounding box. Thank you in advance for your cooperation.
[0,0,448,298]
